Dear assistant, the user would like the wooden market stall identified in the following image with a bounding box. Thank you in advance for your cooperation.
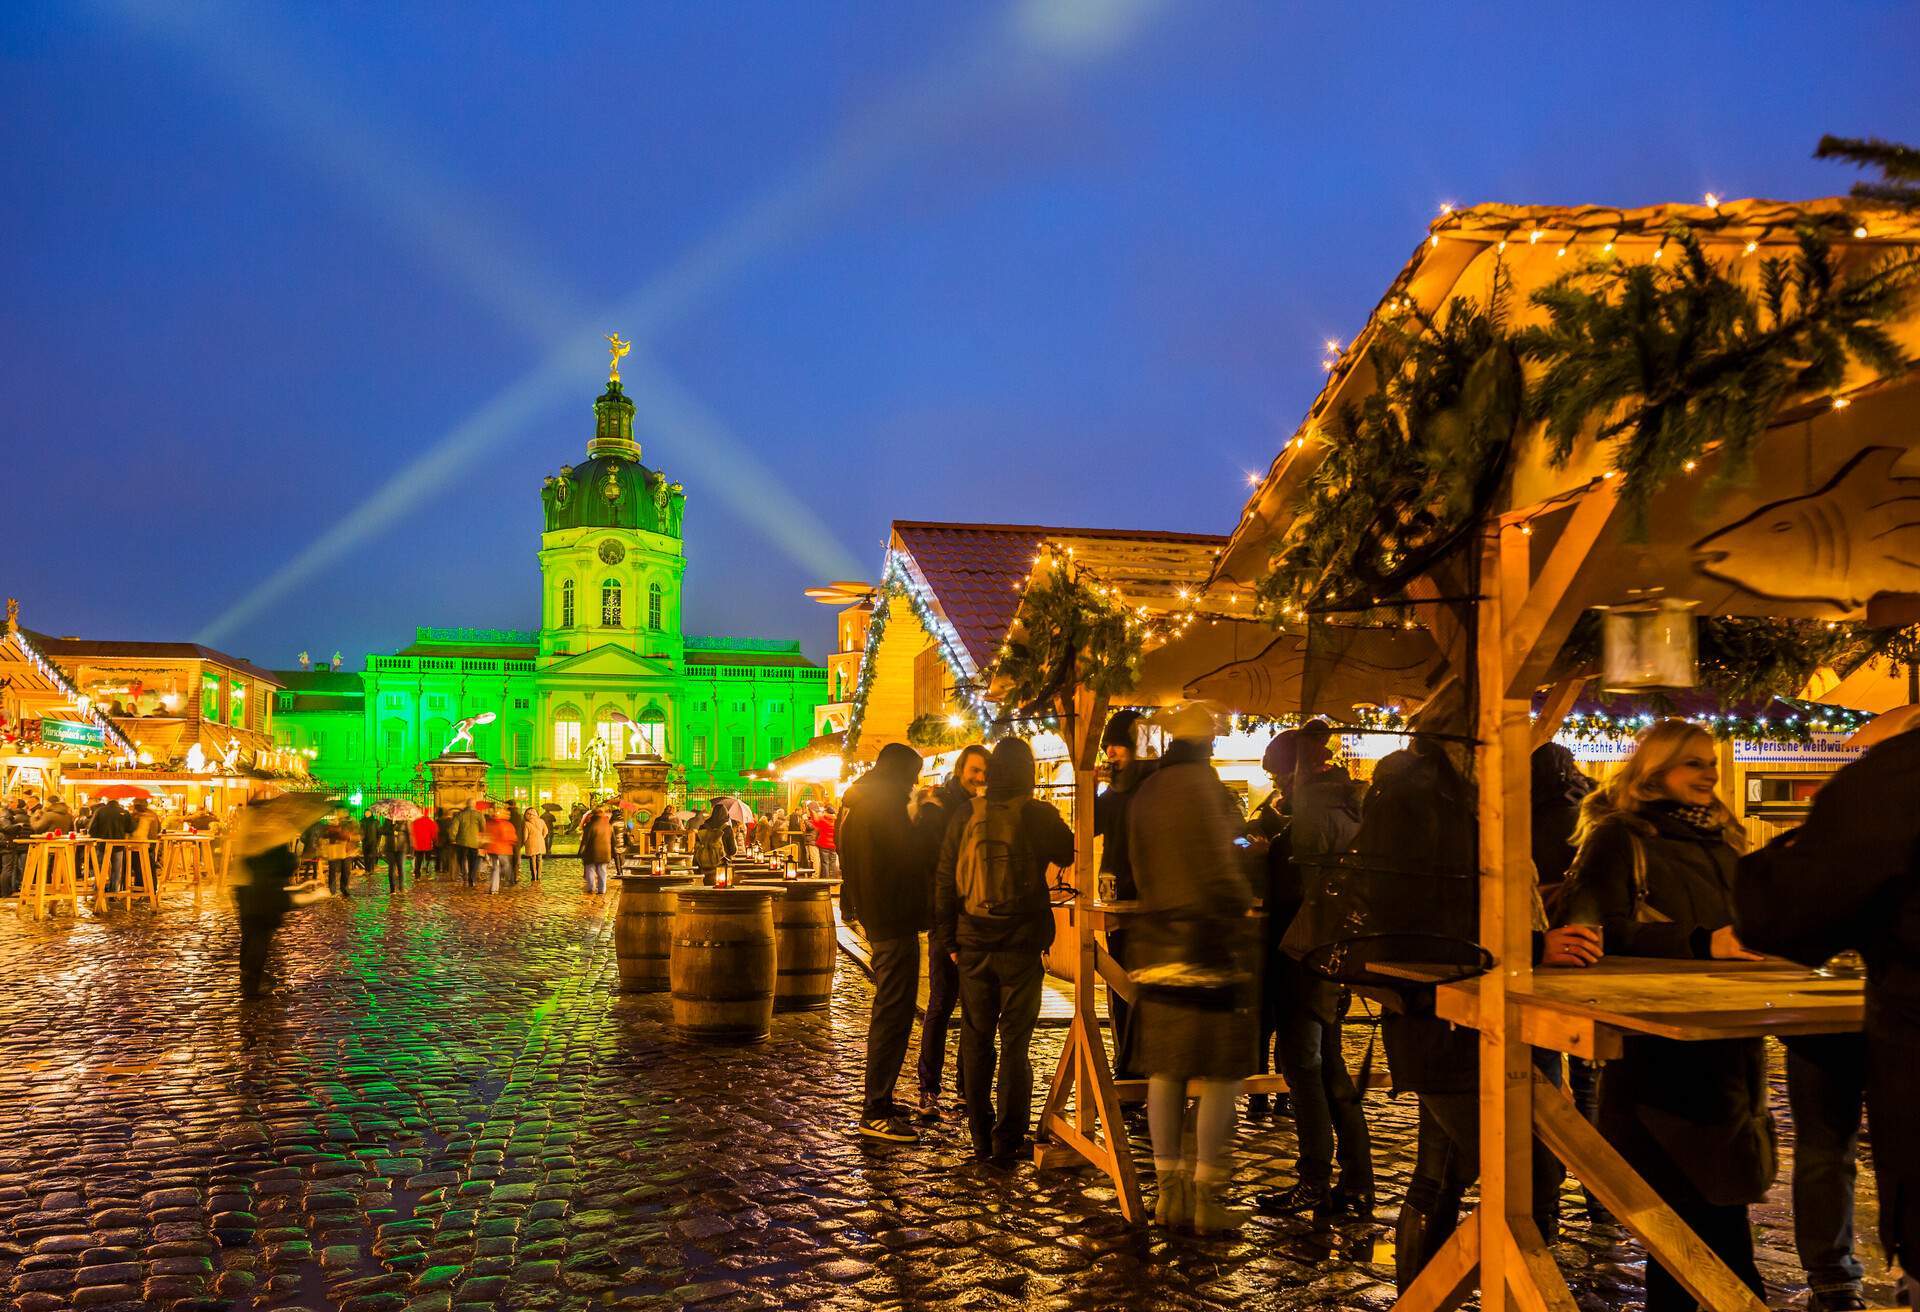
[1207,198,1920,1311]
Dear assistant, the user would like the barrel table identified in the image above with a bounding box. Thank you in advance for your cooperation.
[613,873,697,993]
[738,877,839,1011]
[670,886,776,1043]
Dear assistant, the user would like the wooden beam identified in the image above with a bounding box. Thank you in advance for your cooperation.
[1392,1215,1480,1312]
[1503,482,1621,696]
[1531,1074,1769,1312]
[1530,677,1588,750]
[1504,1218,1580,1312]
[1094,941,1137,1004]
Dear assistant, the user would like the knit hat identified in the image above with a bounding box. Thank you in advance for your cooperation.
[1101,709,1146,752]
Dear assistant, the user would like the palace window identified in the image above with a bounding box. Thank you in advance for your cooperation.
[691,736,707,767]
[561,579,575,628]
[383,692,404,710]
[595,708,631,757]
[511,726,531,769]
[512,697,529,710]
[637,705,667,756]
[553,705,582,761]
[769,736,784,759]
[424,719,449,755]
[648,582,663,631]
[730,735,746,764]
[383,723,404,760]
[601,578,622,627]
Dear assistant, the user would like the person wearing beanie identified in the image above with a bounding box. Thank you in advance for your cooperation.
[839,741,931,1143]
[933,736,1075,1167]
[1094,708,1157,1079]
[1129,702,1256,1232]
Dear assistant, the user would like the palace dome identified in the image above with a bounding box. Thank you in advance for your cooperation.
[540,378,685,537]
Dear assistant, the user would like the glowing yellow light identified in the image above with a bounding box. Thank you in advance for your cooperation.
[1743,241,1758,255]
[1324,339,1340,353]
[1704,192,1720,208]
[1496,240,1507,252]
[1602,242,1614,254]
[1429,235,1439,248]
[1519,523,1533,537]
[1555,247,1566,258]
[1854,226,1868,238]
[1653,246,1664,260]
[1244,470,1260,487]
[1528,229,1543,244]
[1602,469,1619,480]
[1682,460,1698,473]
[946,713,965,729]
[1439,202,1454,215]
[1832,396,1852,410]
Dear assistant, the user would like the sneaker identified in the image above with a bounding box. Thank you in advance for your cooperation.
[916,1090,942,1123]
[1327,1185,1376,1223]
[857,1114,919,1144]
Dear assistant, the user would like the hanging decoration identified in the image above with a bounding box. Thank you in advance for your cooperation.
[991,550,1145,722]
[841,551,997,756]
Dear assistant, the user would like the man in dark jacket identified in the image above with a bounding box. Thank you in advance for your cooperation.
[1093,709,1156,1081]
[838,742,928,1143]
[934,737,1075,1166]
[1736,722,1920,1310]
[913,744,989,1120]
[89,796,134,893]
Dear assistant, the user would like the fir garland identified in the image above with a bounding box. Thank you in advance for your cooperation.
[992,554,1143,722]
[1519,226,1920,535]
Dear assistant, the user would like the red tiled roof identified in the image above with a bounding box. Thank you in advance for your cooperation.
[30,633,283,686]
[890,522,1229,670]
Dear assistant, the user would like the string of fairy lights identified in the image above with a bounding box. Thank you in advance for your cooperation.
[8,627,137,760]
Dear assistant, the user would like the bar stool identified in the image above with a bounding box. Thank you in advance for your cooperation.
[20,838,81,917]
[91,839,160,910]
[160,835,214,886]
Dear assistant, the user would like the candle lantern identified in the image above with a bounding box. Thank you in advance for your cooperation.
[1600,595,1699,690]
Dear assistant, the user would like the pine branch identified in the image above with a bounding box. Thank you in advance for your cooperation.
[1816,134,1920,182]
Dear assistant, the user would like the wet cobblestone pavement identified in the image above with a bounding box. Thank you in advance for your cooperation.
[0,863,1893,1311]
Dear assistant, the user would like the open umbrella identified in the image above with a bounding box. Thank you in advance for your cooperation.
[371,798,423,821]
[472,798,495,811]
[1846,702,1920,749]
[98,783,150,800]
[229,791,335,858]
[712,796,751,824]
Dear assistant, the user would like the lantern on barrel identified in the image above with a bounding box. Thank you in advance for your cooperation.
[784,858,797,880]
[651,853,664,877]
[715,864,731,889]
[1598,593,1699,690]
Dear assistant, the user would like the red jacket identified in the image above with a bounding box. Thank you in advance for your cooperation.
[811,814,836,852]
[410,814,438,851]
[483,815,517,855]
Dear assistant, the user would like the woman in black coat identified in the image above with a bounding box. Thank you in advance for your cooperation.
[1557,720,1770,1312]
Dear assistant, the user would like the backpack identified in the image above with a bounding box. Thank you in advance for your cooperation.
[955,796,1026,918]
[694,825,725,869]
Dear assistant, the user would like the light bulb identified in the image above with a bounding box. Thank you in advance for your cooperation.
[1704,192,1720,208]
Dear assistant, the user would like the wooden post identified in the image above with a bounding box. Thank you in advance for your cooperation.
[1033,685,1142,1219]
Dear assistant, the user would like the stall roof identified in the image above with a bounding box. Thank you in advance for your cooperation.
[1213,196,1920,597]
[30,633,283,686]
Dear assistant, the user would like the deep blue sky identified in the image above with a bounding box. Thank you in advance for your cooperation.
[4,2,1916,668]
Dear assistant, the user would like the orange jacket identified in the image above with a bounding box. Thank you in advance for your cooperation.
[483,814,517,854]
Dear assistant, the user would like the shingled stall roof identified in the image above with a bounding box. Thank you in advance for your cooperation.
[31,633,283,687]
[891,521,1232,673]
[1212,196,1920,604]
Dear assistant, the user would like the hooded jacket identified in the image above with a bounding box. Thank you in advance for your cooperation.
[838,742,928,939]
[934,738,1075,955]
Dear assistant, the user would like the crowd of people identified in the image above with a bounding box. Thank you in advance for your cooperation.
[0,789,220,896]
[834,705,1920,1311]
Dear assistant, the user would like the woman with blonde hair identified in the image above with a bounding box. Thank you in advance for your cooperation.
[1556,718,1770,1312]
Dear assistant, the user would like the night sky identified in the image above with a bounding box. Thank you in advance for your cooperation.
[4,2,1916,669]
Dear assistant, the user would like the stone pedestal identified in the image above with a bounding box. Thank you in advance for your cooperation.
[614,753,670,828]
[427,754,489,814]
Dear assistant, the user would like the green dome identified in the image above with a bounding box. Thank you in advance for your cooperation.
[541,378,686,537]
[542,456,684,537]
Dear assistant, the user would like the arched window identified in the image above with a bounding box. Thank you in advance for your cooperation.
[601,578,622,627]
[552,704,582,760]
[560,579,575,628]
[637,703,667,756]
[648,581,663,631]
[595,707,631,757]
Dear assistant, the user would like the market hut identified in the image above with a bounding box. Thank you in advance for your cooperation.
[1210,197,1920,1311]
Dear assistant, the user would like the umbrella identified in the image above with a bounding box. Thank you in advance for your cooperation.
[371,798,423,821]
[472,798,495,811]
[229,791,335,858]
[1846,702,1920,749]
[713,796,751,824]
[98,784,150,800]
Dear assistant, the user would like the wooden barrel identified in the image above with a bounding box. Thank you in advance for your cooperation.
[670,887,776,1043]
[613,874,696,993]
[770,879,838,1012]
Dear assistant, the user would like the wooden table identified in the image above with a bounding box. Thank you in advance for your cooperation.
[18,836,83,917]
[1384,957,1865,1312]
[86,838,160,909]
[158,833,220,886]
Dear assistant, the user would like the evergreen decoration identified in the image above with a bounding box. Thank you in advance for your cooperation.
[1816,135,1920,209]
[1519,226,1920,535]
[993,554,1144,721]
[1555,702,1872,746]
[906,711,984,750]
[1259,270,1524,615]
[1560,611,1887,706]
[842,552,998,757]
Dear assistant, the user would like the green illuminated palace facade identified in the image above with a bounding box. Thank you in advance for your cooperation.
[270,372,826,807]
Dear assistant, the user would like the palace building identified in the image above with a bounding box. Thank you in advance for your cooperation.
[271,352,827,809]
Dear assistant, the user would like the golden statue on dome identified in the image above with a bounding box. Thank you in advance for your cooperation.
[606,331,632,383]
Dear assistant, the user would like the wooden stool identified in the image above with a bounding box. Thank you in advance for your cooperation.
[90,839,159,910]
[20,839,81,917]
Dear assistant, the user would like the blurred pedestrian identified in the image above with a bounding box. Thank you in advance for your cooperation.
[811,802,839,880]
[378,815,404,892]
[1128,703,1253,1232]
[321,808,357,897]
[935,737,1074,1167]
[580,804,614,894]
[89,794,133,894]
[692,800,735,885]
[1261,719,1371,1219]
[483,806,517,894]
[1244,731,1299,1120]
[522,806,549,883]
[410,809,439,879]
[507,801,527,885]
[450,799,484,887]
[840,742,928,1143]
[1557,720,1770,1312]
[1094,709,1156,1082]
[231,791,328,999]
[914,743,988,1119]
[1738,711,1920,1312]
[0,799,29,896]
